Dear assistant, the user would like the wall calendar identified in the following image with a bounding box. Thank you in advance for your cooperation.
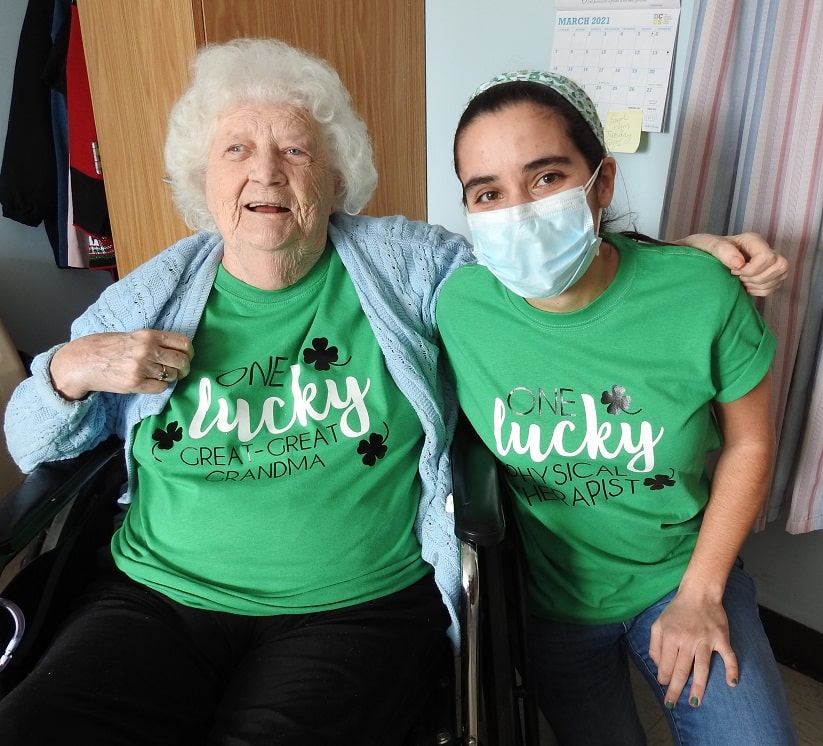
[550,1,681,133]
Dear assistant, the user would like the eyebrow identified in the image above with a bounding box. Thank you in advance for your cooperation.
[461,154,574,197]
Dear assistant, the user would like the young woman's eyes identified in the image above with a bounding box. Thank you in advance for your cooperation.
[536,172,563,188]
[476,189,501,204]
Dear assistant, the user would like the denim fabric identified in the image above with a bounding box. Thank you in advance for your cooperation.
[529,561,797,746]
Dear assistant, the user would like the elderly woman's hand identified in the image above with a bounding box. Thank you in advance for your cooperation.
[49,330,194,401]
[677,232,789,297]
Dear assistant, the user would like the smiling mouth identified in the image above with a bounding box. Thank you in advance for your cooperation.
[246,202,290,214]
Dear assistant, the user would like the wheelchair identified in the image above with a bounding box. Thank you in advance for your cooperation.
[0,425,539,745]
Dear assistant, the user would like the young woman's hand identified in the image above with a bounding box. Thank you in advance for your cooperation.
[649,590,738,710]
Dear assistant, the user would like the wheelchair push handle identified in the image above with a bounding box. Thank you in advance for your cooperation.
[0,598,25,671]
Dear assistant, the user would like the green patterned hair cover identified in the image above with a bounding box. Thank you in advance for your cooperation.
[470,70,605,152]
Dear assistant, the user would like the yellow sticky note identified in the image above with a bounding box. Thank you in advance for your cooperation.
[604,110,644,153]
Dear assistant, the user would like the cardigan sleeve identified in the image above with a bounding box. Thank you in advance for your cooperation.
[3,234,222,471]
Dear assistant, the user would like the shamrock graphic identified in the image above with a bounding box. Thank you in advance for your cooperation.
[643,470,676,491]
[601,385,642,415]
[151,421,183,461]
[357,422,390,466]
[302,337,351,371]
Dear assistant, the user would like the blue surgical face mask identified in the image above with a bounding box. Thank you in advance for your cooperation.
[466,162,603,299]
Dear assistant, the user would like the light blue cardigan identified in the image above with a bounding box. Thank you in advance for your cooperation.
[4,212,473,645]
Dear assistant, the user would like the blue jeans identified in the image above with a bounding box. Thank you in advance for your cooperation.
[528,560,797,745]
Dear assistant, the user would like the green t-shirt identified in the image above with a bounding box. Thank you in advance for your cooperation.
[436,234,775,624]
[114,245,429,614]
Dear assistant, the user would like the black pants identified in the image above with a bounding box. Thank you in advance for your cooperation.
[0,565,450,745]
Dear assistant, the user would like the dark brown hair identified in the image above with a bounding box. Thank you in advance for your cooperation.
[453,81,606,180]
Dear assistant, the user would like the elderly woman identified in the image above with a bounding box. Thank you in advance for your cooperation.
[1,38,466,745]
[1,38,787,744]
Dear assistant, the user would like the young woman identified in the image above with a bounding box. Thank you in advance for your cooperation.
[436,71,797,745]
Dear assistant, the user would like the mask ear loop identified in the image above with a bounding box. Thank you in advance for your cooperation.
[585,161,605,251]
[584,160,604,195]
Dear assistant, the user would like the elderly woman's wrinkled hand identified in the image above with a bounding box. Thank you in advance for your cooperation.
[49,330,194,401]
[728,232,790,296]
[678,232,789,297]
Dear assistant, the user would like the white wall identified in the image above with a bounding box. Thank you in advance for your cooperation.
[0,0,110,357]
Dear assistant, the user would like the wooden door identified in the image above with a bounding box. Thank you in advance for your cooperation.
[76,0,203,273]
[77,0,425,276]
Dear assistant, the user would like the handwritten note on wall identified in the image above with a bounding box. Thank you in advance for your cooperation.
[604,110,644,153]
[551,0,680,134]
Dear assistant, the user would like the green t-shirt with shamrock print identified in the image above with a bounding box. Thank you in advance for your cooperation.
[115,244,429,614]
[436,233,775,624]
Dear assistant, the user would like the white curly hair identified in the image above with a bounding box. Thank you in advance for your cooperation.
[164,38,378,231]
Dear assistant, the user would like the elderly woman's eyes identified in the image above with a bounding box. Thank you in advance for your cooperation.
[284,147,312,163]
[221,143,311,162]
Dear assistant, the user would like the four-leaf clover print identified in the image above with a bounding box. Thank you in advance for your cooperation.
[601,384,642,415]
[151,421,183,461]
[644,470,676,491]
[357,423,390,466]
[303,337,351,371]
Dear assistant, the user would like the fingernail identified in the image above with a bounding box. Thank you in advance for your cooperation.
[731,678,738,686]
[665,700,675,710]
[689,696,700,707]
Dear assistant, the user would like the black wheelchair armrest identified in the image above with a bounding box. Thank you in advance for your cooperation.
[451,421,505,547]
[0,437,124,560]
